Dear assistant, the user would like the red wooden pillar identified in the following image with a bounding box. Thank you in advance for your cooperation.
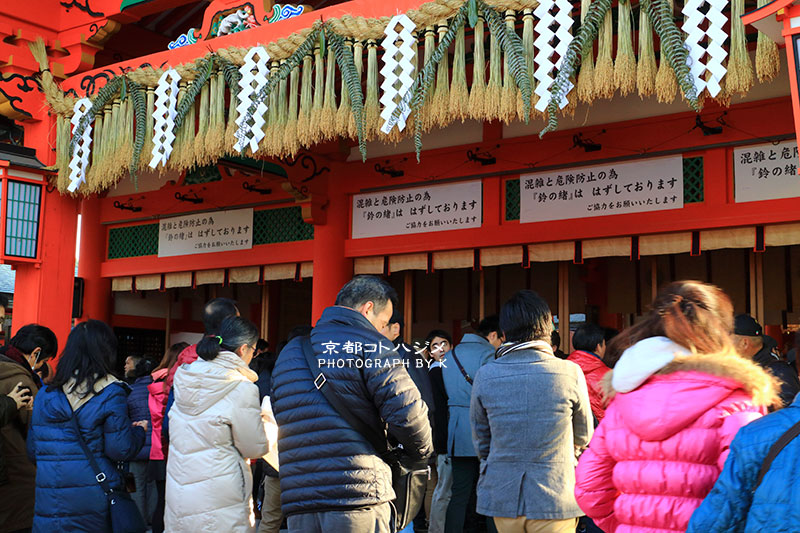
[310,176,352,324]
[77,196,111,324]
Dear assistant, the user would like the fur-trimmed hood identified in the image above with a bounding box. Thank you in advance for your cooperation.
[601,338,780,441]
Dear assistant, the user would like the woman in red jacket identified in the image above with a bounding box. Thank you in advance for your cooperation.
[574,281,779,533]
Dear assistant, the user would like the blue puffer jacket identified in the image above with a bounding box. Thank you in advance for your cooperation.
[27,379,145,533]
[127,375,153,461]
[271,305,433,516]
[687,394,800,533]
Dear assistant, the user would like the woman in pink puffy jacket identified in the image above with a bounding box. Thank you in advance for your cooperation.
[574,281,779,533]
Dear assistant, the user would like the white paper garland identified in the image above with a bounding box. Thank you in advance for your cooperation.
[234,46,270,154]
[533,0,574,112]
[380,14,416,134]
[682,0,728,97]
[67,98,93,193]
[149,69,181,169]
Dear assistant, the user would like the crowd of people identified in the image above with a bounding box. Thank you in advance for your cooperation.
[0,276,800,533]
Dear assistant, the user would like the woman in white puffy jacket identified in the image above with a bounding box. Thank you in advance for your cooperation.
[165,316,270,533]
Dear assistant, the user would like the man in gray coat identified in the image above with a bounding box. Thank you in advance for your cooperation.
[443,315,503,533]
[471,290,593,533]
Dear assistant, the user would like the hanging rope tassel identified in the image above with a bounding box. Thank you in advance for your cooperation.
[275,61,290,155]
[55,115,71,189]
[297,54,314,148]
[500,10,519,124]
[421,27,436,131]
[576,0,596,103]
[655,0,678,103]
[176,82,197,171]
[755,0,780,82]
[205,72,225,163]
[140,87,156,169]
[336,39,354,137]
[595,9,615,99]
[485,30,503,120]
[432,23,452,128]
[87,108,105,186]
[450,24,469,123]
[725,0,754,97]
[519,9,535,119]
[284,64,301,156]
[320,46,337,140]
[309,45,325,144]
[193,82,211,166]
[348,40,365,138]
[469,16,487,122]
[615,0,636,96]
[637,3,657,98]
[264,62,280,154]
[366,39,381,140]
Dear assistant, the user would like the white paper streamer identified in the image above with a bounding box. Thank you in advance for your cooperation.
[67,98,93,193]
[380,14,416,134]
[234,46,270,154]
[682,0,728,97]
[533,0,574,112]
[149,69,181,169]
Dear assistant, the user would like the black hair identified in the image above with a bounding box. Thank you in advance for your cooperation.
[499,291,553,343]
[287,325,312,342]
[572,323,606,352]
[551,330,561,348]
[256,339,269,352]
[603,327,619,344]
[202,298,239,335]
[197,316,259,361]
[131,357,154,379]
[388,308,404,336]
[335,275,398,314]
[476,315,502,339]
[50,320,118,398]
[0,294,8,310]
[425,329,453,347]
[9,324,58,361]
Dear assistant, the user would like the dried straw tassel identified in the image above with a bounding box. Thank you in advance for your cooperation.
[655,0,678,102]
[725,0,754,97]
[320,47,337,140]
[615,0,636,96]
[336,39,354,137]
[519,8,535,119]
[194,82,211,166]
[595,9,615,99]
[284,64,301,156]
[205,73,225,162]
[577,0,596,103]
[485,31,503,120]
[309,46,325,144]
[88,110,104,187]
[469,16,487,121]
[450,25,469,122]
[297,54,314,147]
[224,83,238,155]
[432,24,451,128]
[500,10,518,124]
[755,0,780,82]
[348,41,365,138]
[275,62,290,155]
[55,115,70,189]
[141,87,155,169]
[118,96,134,183]
[174,83,197,170]
[264,62,280,154]
[637,4,657,98]
[365,40,381,139]
[421,27,436,131]
[91,102,114,182]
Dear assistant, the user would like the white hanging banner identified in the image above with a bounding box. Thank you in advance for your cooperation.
[519,156,684,223]
[682,0,727,97]
[234,46,270,154]
[533,0,574,112]
[380,14,416,134]
[734,140,800,202]
[68,98,93,193]
[158,208,254,257]
[149,69,181,169]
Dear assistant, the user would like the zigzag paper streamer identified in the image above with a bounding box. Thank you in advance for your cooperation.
[380,14,416,134]
[682,0,727,97]
[234,46,270,153]
[67,98,93,193]
[533,0,574,112]
[149,69,181,168]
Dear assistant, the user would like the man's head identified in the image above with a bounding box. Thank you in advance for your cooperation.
[381,308,403,342]
[550,330,561,352]
[499,290,552,346]
[9,324,58,370]
[335,275,398,332]
[202,298,239,335]
[124,355,142,379]
[572,323,606,358]
[734,314,764,358]
[255,339,269,356]
[477,314,505,349]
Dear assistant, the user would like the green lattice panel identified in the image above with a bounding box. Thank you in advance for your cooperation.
[683,157,704,204]
[108,224,159,259]
[253,206,314,244]
[505,179,520,221]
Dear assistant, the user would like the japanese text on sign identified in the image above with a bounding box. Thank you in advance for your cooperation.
[352,181,482,238]
[519,156,684,223]
[734,140,800,203]
[158,208,253,257]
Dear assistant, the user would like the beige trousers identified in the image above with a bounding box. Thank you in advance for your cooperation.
[493,516,578,533]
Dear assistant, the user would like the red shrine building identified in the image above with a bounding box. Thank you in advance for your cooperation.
[2,0,800,357]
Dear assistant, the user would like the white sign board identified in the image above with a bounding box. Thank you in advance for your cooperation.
[734,140,800,203]
[158,208,253,257]
[519,156,684,223]
[352,181,482,239]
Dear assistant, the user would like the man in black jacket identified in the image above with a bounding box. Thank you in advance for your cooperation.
[734,314,800,408]
[271,275,433,533]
